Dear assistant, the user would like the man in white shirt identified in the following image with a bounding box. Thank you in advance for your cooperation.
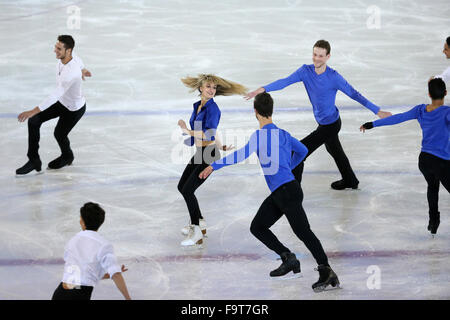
[16,35,90,175]
[434,36,450,83]
[52,202,131,300]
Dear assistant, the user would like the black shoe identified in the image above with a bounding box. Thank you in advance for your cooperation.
[269,252,301,277]
[48,156,74,170]
[16,159,42,175]
[331,179,358,190]
[312,265,340,292]
[428,212,440,235]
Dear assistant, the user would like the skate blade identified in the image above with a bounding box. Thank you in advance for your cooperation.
[313,283,342,293]
[181,243,204,250]
[181,238,204,250]
[272,272,303,280]
[15,170,44,177]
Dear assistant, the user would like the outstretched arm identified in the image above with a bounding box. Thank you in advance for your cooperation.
[336,73,391,119]
[199,132,258,179]
[112,272,131,300]
[245,67,303,100]
[18,74,79,122]
[360,105,419,132]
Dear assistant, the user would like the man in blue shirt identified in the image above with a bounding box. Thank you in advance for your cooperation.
[245,40,392,190]
[199,92,340,292]
[361,78,450,236]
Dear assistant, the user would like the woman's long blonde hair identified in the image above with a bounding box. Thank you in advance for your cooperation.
[181,74,247,96]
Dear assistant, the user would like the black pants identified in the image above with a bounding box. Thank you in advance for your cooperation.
[418,152,450,214]
[27,101,86,161]
[51,282,93,300]
[178,145,220,226]
[292,117,358,185]
[250,180,329,266]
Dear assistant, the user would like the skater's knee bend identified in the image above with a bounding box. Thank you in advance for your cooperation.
[178,184,194,197]
[250,219,265,237]
[53,128,68,141]
[28,114,42,128]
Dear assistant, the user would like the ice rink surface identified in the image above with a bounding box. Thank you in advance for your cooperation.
[0,0,449,300]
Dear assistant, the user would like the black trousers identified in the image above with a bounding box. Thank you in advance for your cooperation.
[418,152,450,214]
[292,117,358,185]
[27,101,86,161]
[51,282,93,300]
[178,145,220,226]
[250,180,329,266]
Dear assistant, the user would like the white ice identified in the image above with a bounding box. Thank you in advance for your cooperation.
[0,0,449,300]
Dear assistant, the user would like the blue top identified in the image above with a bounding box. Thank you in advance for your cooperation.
[373,104,450,160]
[263,64,380,125]
[184,98,221,146]
[211,123,308,192]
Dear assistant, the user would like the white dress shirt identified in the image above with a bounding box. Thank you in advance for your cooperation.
[39,54,86,112]
[435,66,450,83]
[62,230,122,287]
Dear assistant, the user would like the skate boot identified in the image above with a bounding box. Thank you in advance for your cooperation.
[48,155,74,170]
[181,219,206,236]
[312,265,341,292]
[331,179,359,190]
[428,212,440,236]
[16,159,42,175]
[181,225,203,246]
[270,252,301,277]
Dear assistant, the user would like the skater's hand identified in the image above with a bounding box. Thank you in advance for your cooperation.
[244,87,265,100]
[178,119,187,130]
[377,110,392,119]
[222,144,235,151]
[199,166,213,179]
[102,265,128,279]
[359,122,373,133]
[18,107,40,122]
[81,68,92,81]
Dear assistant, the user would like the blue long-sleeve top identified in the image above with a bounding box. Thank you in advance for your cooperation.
[211,123,308,192]
[373,104,450,160]
[184,98,221,146]
[263,64,380,125]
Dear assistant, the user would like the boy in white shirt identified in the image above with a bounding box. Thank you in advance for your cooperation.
[52,202,131,300]
[16,35,90,175]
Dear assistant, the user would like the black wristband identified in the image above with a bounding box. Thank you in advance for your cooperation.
[362,122,374,129]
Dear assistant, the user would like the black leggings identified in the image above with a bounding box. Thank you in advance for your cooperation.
[292,117,358,185]
[178,145,219,226]
[250,180,329,266]
[51,283,93,300]
[418,152,450,214]
[27,101,86,161]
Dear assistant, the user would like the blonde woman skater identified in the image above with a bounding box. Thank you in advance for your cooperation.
[177,74,246,246]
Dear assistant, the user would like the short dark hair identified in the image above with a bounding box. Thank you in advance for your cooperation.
[80,202,105,231]
[254,92,273,118]
[58,35,75,51]
[428,78,446,100]
[313,39,331,55]
[447,36,450,47]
